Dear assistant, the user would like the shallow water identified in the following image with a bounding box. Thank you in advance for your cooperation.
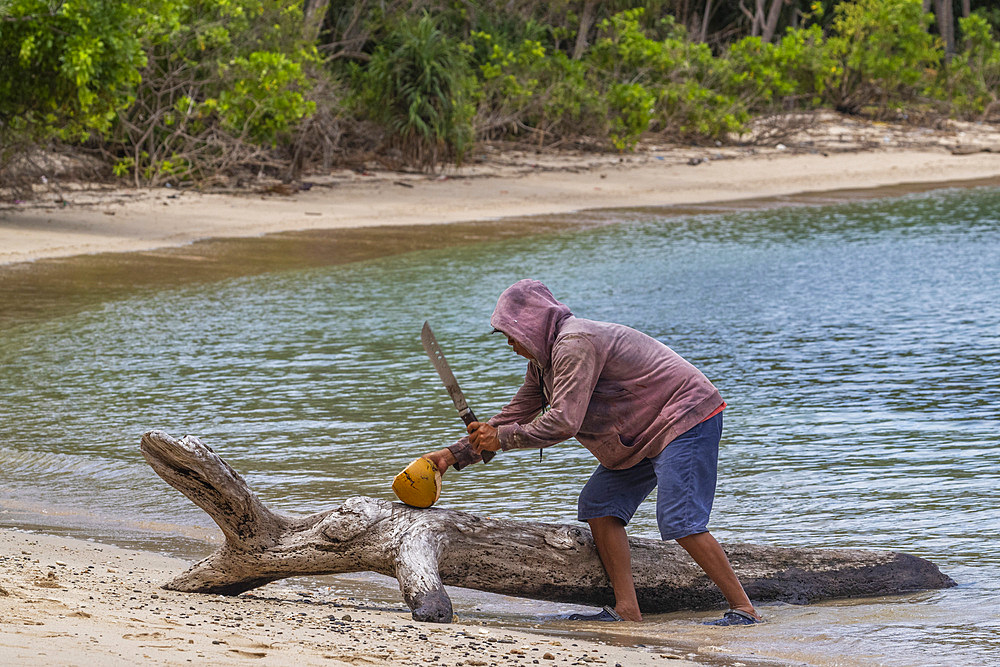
[1,186,999,665]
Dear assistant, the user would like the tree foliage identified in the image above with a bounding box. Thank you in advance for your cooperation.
[0,0,145,153]
[823,0,939,115]
[933,12,1000,118]
[4,1,1000,185]
[108,0,317,185]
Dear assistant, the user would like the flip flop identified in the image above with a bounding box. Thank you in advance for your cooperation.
[703,609,762,626]
[567,606,624,622]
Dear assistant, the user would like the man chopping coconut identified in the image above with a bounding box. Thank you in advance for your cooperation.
[421,279,761,626]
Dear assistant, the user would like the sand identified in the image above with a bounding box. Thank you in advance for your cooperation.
[3,113,1000,266]
[0,528,703,666]
[3,113,1000,665]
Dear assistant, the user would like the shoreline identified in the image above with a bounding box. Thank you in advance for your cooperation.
[3,141,1000,267]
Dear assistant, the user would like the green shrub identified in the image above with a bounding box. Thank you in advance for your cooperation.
[110,0,317,185]
[467,30,600,143]
[606,82,656,150]
[217,51,315,144]
[823,0,940,116]
[0,0,145,149]
[587,9,747,146]
[933,13,1000,119]
[355,13,475,170]
[726,24,833,110]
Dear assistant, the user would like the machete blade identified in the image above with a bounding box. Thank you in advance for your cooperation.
[421,321,494,463]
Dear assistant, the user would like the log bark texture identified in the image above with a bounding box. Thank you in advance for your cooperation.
[140,430,955,623]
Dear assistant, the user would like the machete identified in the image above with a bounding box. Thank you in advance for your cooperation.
[420,321,495,463]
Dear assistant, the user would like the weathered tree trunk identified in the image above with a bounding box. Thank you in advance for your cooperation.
[140,430,955,623]
[761,0,786,44]
[572,0,599,60]
[751,0,765,37]
[935,0,956,58]
[698,0,715,44]
[302,0,330,44]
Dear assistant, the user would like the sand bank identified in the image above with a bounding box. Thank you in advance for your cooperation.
[0,528,715,666]
[3,113,1000,266]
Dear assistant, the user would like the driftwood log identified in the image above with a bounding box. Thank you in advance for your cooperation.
[140,430,955,623]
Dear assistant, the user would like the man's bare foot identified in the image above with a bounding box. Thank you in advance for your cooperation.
[615,605,642,622]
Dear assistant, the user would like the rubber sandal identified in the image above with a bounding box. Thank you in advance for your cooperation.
[703,609,762,626]
[567,606,624,622]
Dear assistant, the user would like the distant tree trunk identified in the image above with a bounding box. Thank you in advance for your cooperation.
[699,0,714,43]
[303,0,330,44]
[761,0,786,43]
[961,0,970,18]
[935,0,955,58]
[752,0,765,37]
[572,0,599,59]
[673,0,690,31]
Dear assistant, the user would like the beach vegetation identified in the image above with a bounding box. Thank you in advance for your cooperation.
[3,0,1000,190]
[932,12,1000,119]
[588,9,747,146]
[106,0,318,185]
[821,0,939,116]
[352,12,475,171]
[0,0,145,164]
[467,30,598,145]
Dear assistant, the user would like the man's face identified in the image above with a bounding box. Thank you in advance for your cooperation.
[506,336,534,362]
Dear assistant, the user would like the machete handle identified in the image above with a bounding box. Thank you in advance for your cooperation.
[463,409,495,463]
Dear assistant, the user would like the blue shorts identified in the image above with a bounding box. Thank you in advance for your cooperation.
[577,412,722,541]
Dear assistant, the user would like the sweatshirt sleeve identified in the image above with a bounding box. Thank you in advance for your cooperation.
[497,334,604,451]
[447,364,547,470]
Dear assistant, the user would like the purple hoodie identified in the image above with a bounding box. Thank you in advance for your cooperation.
[449,280,724,470]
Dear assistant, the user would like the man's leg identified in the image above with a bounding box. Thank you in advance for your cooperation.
[676,531,760,620]
[587,516,642,622]
[654,412,761,621]
[578,460,655,622]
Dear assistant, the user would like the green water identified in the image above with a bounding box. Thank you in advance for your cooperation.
[1,186,998,665]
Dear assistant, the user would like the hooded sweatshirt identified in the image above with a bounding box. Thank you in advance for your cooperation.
[448,280,724,470]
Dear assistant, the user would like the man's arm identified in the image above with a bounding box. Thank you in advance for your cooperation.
[495,334,604,451]
[426,365,547,471]
[486,365,548,427]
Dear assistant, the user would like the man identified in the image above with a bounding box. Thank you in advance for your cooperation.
[422,279,761,626]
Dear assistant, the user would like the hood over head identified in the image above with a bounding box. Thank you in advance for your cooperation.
[490,280,572,368]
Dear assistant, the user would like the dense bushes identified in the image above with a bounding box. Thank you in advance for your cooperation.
[2,0,1000,183]
[107,0,317,185]
[822,0,938,115]
[354,13,475,169]
[0,1,145,152]
[934,14,1000,118]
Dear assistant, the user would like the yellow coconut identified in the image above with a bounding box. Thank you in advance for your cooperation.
[392,457,442,508]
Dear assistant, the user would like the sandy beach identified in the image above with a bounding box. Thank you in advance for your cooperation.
[3,113,1000,266]
[1,528,712,666]
[2,113,1000,665]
